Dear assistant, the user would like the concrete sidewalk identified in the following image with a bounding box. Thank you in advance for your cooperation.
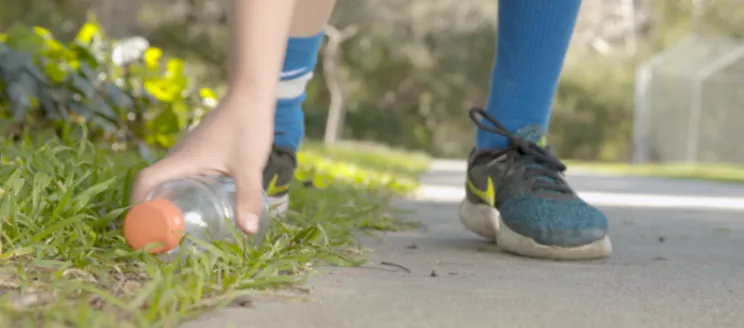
[183,160,744,328]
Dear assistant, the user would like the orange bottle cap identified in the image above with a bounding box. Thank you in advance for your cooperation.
[123,199,185,253]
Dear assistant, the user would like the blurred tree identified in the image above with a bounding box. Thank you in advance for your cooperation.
[0,0,90,39]
[90,0,144,38]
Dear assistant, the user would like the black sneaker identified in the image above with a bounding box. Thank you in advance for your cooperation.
[262,145,297,217]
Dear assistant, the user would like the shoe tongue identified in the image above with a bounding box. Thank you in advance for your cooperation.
[513,124,548,147]
[512,125,563,192]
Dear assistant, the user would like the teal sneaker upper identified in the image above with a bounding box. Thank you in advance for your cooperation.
[465,108,608,247]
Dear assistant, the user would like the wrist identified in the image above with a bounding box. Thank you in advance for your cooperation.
[226,78,276,105]
[216,89,275,126]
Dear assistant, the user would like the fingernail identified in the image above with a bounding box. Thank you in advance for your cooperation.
[242,213,259,234]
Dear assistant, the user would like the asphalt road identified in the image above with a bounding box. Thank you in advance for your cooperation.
[183,159,744,328]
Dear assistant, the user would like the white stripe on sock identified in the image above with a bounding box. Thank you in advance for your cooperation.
[280,67,310,79]
[277,71,314,99]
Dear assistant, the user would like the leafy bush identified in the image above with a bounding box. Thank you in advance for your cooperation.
[0,19,218,159]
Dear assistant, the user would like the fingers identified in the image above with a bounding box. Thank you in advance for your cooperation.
[231,169,265,234]
[130,155,206,205]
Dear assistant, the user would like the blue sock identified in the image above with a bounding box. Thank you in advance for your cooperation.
[476,0,582,150]
[274,32,325,151]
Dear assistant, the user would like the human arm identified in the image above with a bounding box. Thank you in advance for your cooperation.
[130,0,298,234]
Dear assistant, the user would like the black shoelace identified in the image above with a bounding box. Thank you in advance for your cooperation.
[469,107,571,194]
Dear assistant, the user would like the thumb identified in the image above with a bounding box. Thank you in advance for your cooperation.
[231,170,265,234]
[130,155,205,205]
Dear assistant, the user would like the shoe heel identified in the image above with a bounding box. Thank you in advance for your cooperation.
[268,194,290,218]
[458,199,500,241]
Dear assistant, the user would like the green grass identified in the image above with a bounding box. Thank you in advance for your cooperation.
[0,138,428,327]
[565,160,744,184]
[301,140,430,180]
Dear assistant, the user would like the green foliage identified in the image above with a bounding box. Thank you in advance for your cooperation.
[141,0,744,161]
[0,0,91,40]
[565,159,744,184]
[301,140,430,179]
[0,136,420,327]
[308,5,497,157]
[6,1,742,161]
[0,19,218,159]
[550,56,636,162]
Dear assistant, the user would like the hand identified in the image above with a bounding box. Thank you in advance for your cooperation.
[130,94,274,234]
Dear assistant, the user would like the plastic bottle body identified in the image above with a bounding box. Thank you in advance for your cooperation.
[131,175,270,256]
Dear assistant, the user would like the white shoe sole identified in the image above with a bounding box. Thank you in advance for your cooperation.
[268,194,290,218]
[458,198,612,260]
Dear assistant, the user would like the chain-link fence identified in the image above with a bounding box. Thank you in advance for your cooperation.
[633,35,744,165]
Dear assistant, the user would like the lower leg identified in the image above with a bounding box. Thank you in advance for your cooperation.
[462,0,611,260]
[273,0,337,151]
[476,0,582,150]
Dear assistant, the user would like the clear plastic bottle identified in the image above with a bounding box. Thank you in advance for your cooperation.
[122,175,270,256]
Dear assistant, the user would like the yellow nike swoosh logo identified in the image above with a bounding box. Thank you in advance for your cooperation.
[537,135,548,148]
[467,176,495,207]
[266,174,290,196]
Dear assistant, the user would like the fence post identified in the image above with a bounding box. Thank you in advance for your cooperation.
[686,77,704,163]
[686,45,744,163]
[632,36,696,164]
[632,64,653,164]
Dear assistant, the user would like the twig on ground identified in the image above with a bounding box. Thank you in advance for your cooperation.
[380,261,411,274]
